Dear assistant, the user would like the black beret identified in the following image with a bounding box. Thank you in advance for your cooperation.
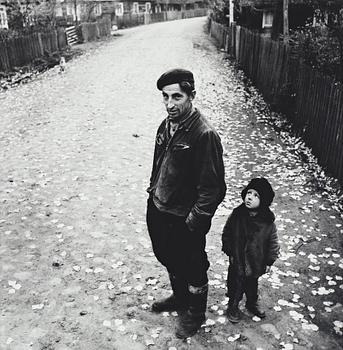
[157,68,194,90]
[241,178,275,208]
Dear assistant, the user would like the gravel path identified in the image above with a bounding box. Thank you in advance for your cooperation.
[0,17,342,350]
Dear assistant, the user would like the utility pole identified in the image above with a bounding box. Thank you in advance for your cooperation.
[229,0,234,25]
[283,0,289,45]
[74,0,78,24]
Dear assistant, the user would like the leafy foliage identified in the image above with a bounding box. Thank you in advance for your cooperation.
[209,0,231,25]
[6,2,26,30]
[0,0,58,40]
[295,1,343,81]
[290,27,341,79]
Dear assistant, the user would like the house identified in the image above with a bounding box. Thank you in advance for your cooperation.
[54,0,104,25]
[55,0,159,25]
[0,3,8,29]
[0,0,207,30]
[233,0,315,35]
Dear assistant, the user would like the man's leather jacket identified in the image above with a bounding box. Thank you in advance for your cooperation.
[147,109,226,233]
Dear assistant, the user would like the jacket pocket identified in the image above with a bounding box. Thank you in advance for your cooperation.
[172,143,191,151]
[154,144,192,205]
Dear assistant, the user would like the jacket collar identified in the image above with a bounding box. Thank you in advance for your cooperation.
[235,203,275,223]
[178,108,200,132]
[165,108,200,133]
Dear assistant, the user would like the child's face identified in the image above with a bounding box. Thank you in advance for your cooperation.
[244,189,260,210]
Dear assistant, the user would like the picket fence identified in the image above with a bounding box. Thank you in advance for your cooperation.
[0,28,67,71]
[114,9,207,28]
[0,10,207,73]
[209,19,343,185]
[79,18,111,42]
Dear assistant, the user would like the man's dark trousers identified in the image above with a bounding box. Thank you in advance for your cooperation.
[146,198,210,290]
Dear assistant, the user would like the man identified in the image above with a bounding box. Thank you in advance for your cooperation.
[146,68,226,338]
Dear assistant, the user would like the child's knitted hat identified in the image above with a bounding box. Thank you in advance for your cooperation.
[241,178,275,208]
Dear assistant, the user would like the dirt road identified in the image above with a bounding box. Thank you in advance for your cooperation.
[0,17,342,350]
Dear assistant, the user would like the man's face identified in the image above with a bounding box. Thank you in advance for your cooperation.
[162,83,194,120]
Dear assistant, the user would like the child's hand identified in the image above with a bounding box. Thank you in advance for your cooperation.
[265,266,271,273]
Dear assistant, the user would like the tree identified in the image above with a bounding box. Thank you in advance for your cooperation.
[32,0,58,26]
[6,1,26,30]
[83,1,99,22]
[304,0,343,81]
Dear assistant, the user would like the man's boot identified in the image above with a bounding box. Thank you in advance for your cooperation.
[226,300,241,323]
[175,284,208,339]
[152,274,189,312]
[245,302,266,318]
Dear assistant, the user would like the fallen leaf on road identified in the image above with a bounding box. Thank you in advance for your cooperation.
[280,343,294,350]
[302,323,319,331]
[94,267,104,273]
[204,319,215,326]
[217,316,226,324]
[103,320,111,328]
[227,334,240,342]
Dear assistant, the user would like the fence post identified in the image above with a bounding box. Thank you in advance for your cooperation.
[144,13,150,25]
[231,22,236,58]
[0,41,10,71]
[37,32,44,55]
[235,25,240,61]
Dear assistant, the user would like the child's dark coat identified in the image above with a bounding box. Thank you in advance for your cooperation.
[222,204,280,278]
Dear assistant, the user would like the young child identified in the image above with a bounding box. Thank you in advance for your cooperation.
[222,178,280,323]
[59,57,66,73]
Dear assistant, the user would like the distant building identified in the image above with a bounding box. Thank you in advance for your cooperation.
[0,3,8,29]
[0,0,206,29]
[234,0,314,35]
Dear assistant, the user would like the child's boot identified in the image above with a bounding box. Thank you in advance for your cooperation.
[245,277,266,318]
[226,301,241,323]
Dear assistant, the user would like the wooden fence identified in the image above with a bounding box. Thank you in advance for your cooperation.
[209,19,343,185]
[115,13,145,28]
[0,10,207,72]
[114,9,207,28]
[0,29,67,72]
[292,63,343,183]
[79,18,111,42]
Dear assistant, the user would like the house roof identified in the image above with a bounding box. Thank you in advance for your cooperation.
[156,0,198,3]
[237,0,343,6]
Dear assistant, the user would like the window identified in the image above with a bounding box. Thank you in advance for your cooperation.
[115,2,124,16]
[132,2,139,14]
[262,11,273,28]
[76,4,82,18]
[93,3,102,16]
[55,4,63,17]
[67,3,75,17]
[0,6,8,29]
[145,2,151,13]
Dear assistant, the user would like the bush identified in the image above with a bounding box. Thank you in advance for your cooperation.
[0,24,57,40]
[290,26,342,80]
